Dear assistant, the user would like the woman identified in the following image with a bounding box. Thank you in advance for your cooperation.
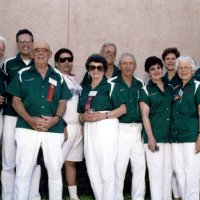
[54,48,83,200]
[139,56,173,200]
[171,55,200,200]
[162,47,181,200]
[162,47,181,88]
[78,54,126,200]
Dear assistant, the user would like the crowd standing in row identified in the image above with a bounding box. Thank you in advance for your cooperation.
[0,28,200,200]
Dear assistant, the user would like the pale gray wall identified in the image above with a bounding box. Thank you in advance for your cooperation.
[0,0,200,82]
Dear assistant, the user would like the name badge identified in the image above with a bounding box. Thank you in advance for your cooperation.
[49,78,57,86]
[88,91,97,96]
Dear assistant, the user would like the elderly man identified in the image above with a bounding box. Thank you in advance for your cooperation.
[80,42,120,87]
[0,35,6,138]
[6,41,72,200]
[1,29,42,200]
[113,53,146,200]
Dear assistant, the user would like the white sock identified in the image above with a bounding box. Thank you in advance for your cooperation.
[68,185,79,199]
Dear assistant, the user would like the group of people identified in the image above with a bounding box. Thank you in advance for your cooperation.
[0,28,200,200]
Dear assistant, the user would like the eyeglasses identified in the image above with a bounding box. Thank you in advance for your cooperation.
[33,48,50,54]
[104,50,116,55]
[18,40,33,44]
[177,66,192,71]
[59,57,73,63]
[89,65,104,72]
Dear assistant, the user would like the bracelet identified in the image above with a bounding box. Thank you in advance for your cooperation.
[55,114,61,120]
[105,112,108,119]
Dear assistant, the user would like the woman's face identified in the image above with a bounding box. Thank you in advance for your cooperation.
[148,64,163,82]
[56,52,73,74]
[164,53,177,71]
[177,60,193,83]
[88,61,104,80]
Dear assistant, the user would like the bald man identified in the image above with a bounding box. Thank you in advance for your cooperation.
[6,41,72,200]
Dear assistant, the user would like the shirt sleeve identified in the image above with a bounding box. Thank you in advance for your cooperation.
[60,81,73,100]
[5,73,22,97]
[110,83,126,108]
[195,84,200,105]
[139,87,150,106]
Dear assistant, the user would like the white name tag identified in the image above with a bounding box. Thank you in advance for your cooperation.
[49,78,57,86]
[89,91,97,96]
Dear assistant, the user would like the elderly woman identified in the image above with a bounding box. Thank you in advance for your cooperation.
[78,54,126,200]
[171,55,200,200]
[0,35,6,138]
[54,48,83,200]
[139,56,173,200]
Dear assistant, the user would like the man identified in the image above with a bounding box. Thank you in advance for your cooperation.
[80,42,120,87]
[6,41,72,200]
[1,29,41,200]
[0,35,6,138]
[113,53,146,200]
[54,48,83,200]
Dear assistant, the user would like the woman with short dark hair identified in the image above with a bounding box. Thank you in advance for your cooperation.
[139,56,173,200]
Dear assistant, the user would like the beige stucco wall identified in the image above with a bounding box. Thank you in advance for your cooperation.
[0,0,200,82]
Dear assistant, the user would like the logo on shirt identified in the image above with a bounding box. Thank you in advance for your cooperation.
[149,92,158,96]
[23,78,36,82]
[120,88,125,92]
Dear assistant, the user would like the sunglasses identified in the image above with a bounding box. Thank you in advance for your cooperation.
[89,65,104,72]
[59,57,73,63]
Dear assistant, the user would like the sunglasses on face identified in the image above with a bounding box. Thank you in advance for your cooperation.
[89,65,104,72]
[59,57,73,63]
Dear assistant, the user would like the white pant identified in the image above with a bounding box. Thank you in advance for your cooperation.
[84,118,119,200]
[144,143,172,200]
[0,109,3,139]
[172,172,180,198]
[172,143,200,200]
[1,116,41,200]
[115,123,145,200]
[14,128,64,200]
[62,123,83,162]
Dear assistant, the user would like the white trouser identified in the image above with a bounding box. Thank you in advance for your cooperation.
[115,123,145,200]
[172,172,180,198]
[14,128,64,200]
[172,143,200,200]
[1,116,41,200]
[84,118,119,200]
[144,143,172,200]
[0,109,3,139]
[62,123,83,162]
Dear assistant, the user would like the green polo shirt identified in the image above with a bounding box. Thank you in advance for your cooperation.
[111,75,143,123]
[163,72,181,88]
[171,78,200,142]
[194,68,200,81]
[80,65,121,87]
[78,77,123,113]
[139,79,173,143]
[3,53,34,116]
[6,64,72,133]
[0,69,7,110]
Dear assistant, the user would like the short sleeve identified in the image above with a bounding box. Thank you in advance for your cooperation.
[139,87,150,106]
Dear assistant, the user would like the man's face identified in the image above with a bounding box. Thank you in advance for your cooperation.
[32,41,51,65]
[56,52,73,74]
[17,33,33,57]
[0,41,5,61]
[119,55,136,76]
[101,45,116,65]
